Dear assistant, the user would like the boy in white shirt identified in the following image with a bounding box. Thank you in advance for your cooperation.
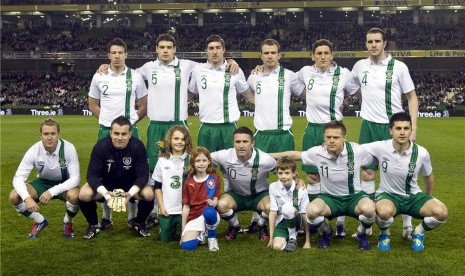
[268,157,310,252]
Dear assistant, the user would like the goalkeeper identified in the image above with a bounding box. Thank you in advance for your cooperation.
[79,116,154,239]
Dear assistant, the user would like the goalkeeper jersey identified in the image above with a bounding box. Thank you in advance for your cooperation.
[87,136,149,191]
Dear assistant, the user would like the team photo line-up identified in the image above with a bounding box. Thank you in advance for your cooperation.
[10,27,448,253]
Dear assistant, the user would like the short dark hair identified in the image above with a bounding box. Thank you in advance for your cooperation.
[324,121,346,136]
[389,112,412,129]
[40,118,60,133]
[276,156,297,173]
[366,27,387,42]
[312,39,333,53]
[111,116,132,131]
[261,38,280,53]
[107,37,127,53]
[233,126,254,141]
[156,34,176,47]
[205,35,225,49]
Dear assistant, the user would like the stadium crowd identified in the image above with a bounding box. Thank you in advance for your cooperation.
[1,72,89,108]
[1,21,464,53]
[1,70,463,110]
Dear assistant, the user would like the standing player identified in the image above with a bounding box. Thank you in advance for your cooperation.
[246,38,304,233]
[268,157,310,252]
[247,38,304,152]
[212,126,276,241]
[152,126,192,242]
[189,35,254,153]
[296,39,354,237]
[79,116,154,239]
[362,112,448,251]
[136,34,196,173]
[346,28,419,238]
[181,147,222,251]
[9,118,80,238]
[270,121,376,250]
[88,37,147,140]
[88,37,148,227]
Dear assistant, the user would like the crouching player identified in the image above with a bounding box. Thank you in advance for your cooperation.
[270,121,376,250]
[9,118,80,238]
[181,147,221,251]
[362,112,448,251]
[79,116,154,239]
[268,157,310,252]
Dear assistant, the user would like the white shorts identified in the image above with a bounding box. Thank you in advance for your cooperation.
[181,212,220,237]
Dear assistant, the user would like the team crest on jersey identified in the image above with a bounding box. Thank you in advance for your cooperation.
[382,157,389,161]
[174,68,181,78]
[321,161,328,165]
[293,196,298,206]
[347,161,355,173]
[123,157,132,170]
[332,77,339,85]
[37,161,45,167]
[386,71,393,80]
[225,73,231,81]
[126,79,132,86]
[123,157,132,166]
[59,158,67,168]
[278,78,285,86]
[408,162,416,173]
[251,168,258,180]
[207,179,215,189]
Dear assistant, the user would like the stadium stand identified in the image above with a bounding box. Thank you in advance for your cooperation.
[1,22,464,52]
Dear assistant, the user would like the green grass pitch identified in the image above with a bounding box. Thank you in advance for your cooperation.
[1,115,464,275]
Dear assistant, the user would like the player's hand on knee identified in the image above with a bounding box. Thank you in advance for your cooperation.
[39,190,52,204]
[25,197,39,213]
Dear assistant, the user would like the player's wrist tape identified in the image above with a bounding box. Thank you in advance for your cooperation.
[97,186,109,198]
[128,186,140,198]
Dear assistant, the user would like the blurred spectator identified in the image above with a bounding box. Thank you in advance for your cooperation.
[1,72,89,108]
[1,21,464,52]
